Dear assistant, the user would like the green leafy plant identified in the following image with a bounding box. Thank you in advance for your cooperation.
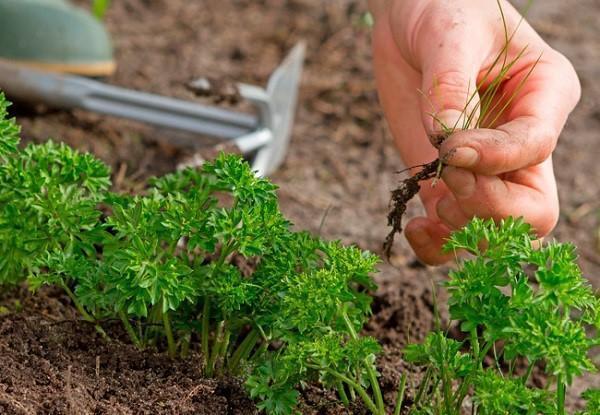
[3,89,598,414]
[0,95,110,286]
[404,217,600,414]
[576,389,600,415]
[0,91,397,414]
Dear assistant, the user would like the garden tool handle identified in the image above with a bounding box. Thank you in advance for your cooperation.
[0,61,258,139]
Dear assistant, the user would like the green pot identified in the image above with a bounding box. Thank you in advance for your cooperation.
[0,0,115,76]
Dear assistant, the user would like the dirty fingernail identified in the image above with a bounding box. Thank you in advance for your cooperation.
[411,227,432,246]
[445,146,479,167]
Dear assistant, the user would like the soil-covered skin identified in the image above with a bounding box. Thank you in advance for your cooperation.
[1,0,599,413]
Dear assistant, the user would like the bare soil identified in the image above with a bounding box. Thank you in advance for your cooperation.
[1,0,599,413]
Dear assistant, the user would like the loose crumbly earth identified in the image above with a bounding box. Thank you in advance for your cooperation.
[1,0,599,413]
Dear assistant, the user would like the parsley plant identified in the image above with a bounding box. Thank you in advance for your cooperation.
[404,217,600,414]
[0,92,392,414]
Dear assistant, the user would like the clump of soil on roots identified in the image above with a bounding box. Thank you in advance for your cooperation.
[384,158,441,257]
[384,138,456,258]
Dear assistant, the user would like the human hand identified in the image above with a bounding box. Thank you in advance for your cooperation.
[369,0,581,264]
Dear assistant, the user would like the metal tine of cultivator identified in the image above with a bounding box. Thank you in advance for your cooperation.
[0,42,305,176]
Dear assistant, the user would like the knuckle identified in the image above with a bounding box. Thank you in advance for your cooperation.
[471,180,510,219]
[498,122,556,170]
[429,69,471,97]
[493,130,514,172]
[548,50,582,106]
[533,206,559,237]
[533,126,557,163]
[515,121,557,167]
[426,69,473,110]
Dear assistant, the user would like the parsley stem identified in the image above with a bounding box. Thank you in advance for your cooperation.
[201,240,234,374]
[522,360,535,385]
[470,329,480,367]
[228,329,259,373]
[441,364,452,414]
[61,282,109,341]
[216,326,231,375]
[249,341,268,362]
[413,366,432,408]
[393,373,407,415]
[425,377,440,407]
[146,306,161,348]
[348,382,356,401]
[337,381,350,406]
[453,336,489,413]
[119,310,142,349]
[180,333,191,359]
[341,310,385,414]
[453,374,472,412]
[201,299,210,371]
[207,320,226,377]
[162,310,176,359]
[557,376,566,415]
[308,365,380,415]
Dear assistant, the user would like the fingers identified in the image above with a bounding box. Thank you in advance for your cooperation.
[440,163,559,237]
[435,194,470,230]
[405,217,455,265]
[414,7,492,143]
[438,121,552,175]
[404,161,558,265]
[439,116,559,176]
[406,160,558,265]
[420,58,481,146]
[439,53,581,175]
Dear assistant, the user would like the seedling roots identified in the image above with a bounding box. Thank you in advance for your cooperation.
[384,159,439,257]
[384,144,454,258]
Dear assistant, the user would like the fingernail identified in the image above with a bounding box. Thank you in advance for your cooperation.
[442,167,476,199]
[436,196,453,212]
[411,227,432,246]
[455,171,476,199]
[433,109,464,133]
[444,147,479,167]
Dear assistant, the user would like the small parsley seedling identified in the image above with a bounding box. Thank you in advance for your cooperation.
[404,217,600,414]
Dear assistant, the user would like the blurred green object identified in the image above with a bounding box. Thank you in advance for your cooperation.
[92,0,111,20]
[0,0,115,76]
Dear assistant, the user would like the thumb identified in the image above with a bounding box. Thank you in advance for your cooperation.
[418,34,483,147]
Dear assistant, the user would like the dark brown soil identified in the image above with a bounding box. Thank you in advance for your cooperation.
[0,287,255,415]
[2,0,599,413]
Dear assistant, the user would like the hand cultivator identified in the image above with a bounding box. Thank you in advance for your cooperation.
[0,43,305,176]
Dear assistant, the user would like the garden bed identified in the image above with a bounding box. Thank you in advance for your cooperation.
[2,0,600,413]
